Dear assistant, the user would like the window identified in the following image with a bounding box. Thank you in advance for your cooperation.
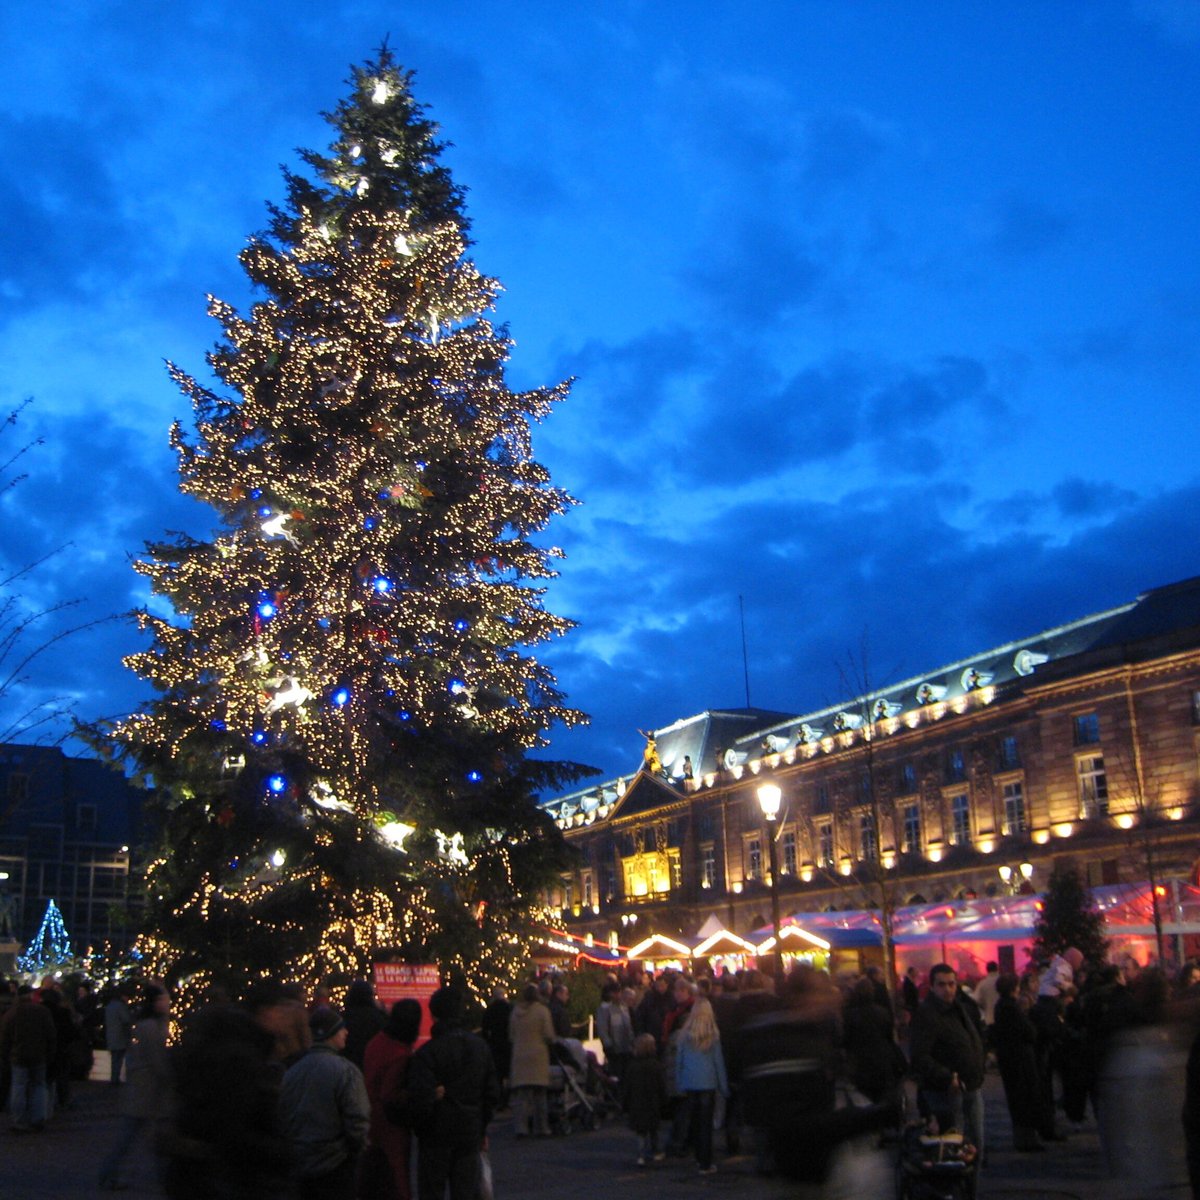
[860,813,877,860]
[813,783,831,814]
[902,804,921,854]
[858,771,873,804]
[602,863,616,902]
[670,856,682,888]
[945,749,966,784]
[697,812,714,841]
[950,793,971,845]
[563,880,574,910]
[701,845,716,889]
[899,762,917,794]
[999,736,1021,771]
[747,837,762,881]
[1074,713,1101,746]
[816,821,833,867]
[76,803,97,832]
[1002,781,1026,836]
[781,830,797,875]
[7,773,29,806]
[1078,754,1109,817]
[582,872,593,907]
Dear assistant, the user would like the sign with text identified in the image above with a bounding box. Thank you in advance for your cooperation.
[373,962,440,1044]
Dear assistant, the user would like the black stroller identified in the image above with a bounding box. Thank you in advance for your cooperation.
[547,1038,621,1133]
[895,1123,978,1200]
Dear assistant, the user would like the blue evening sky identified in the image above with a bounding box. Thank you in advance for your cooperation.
[1,2,1198,785]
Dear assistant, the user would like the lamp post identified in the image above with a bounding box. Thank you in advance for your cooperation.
[757,782,785,985]
[998,861,1034,895]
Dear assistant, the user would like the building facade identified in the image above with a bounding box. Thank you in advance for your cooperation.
[542,577,1200,954]
[0,744,143,958]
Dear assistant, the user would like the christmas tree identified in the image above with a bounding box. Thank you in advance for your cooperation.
[17,899,72,975]
[1032,863,1108,967]
[103,48,590,997]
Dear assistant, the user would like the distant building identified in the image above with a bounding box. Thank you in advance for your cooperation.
[0,744,143,957]
[542,576,1200,955]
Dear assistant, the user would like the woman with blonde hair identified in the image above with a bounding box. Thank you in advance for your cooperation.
[674,996,729,1174]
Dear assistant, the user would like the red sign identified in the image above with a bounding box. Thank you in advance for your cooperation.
[373,963,440,1045]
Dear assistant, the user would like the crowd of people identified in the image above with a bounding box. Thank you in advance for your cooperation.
[2,953,1200,1198]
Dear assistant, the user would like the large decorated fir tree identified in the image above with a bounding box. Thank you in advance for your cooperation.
[105,49,590,996]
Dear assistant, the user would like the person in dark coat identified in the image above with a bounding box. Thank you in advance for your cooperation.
[342,980,387,1071]
[992,972,1044,1152]
[841,976,904,1104]
[406,985,500,1200]
[162,1002,293,1200]
[624,1032,667,1165]
[910,963,987,1161]
[479,986,512,1100]
[0,985,56,1130]
[633,973,673,1052]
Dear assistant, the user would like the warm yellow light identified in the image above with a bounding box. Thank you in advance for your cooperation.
[800,865,814,882]
[839,858,852,877]
[1032,828,1050,845]
[1052,822,1074,838]
[757,782,782,820]
[881,851,896,869]
[977,837,995,854]
[927,846,943,864]
[1168,807,1185,821]
[1115,813,1135,830]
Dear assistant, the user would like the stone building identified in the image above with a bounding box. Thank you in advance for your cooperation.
[541,576,1200,951]
[0,744,143,959]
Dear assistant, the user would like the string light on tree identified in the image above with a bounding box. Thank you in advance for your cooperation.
[98,47,589,999]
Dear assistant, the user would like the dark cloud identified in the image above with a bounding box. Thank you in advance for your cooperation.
[989,196,1073,256]
[1052,477,1138,519]
[684,218,828,325]
[801,109,888,190]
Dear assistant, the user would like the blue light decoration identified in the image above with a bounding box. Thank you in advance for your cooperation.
[250,488,263,499]
[398,710,412,722]
[266,774,288,794]
[453,618,471,633]
[372,576,394,595]
[318,617,331,629]
[257,598,278,620]
[331,686,351,708]
[251,731,268,746]
[16,899,72,974]
[466,770,483,784]
[210,718,227,731]
[257,505,272,518]
[364,515,378,531]
[448,678,468,695]
[415,460,427,471]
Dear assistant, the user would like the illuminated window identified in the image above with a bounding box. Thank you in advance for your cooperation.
[701,845,716,889]
[816,821,833,867]
[582,873,593,907]
[781,830,797,875]
[746,837,762,881]
[602,863,616,902]
[1078,755,1109,818]
[1074,713,1101,746]
[1002,781,1026,836]
[950,793,971,845]
[902,804,921,854]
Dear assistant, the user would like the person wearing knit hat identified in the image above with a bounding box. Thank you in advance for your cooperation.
[280,1005,369,1197]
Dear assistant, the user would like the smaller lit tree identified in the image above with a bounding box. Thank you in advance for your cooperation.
[1033,863,1108,967]
[17,898,73,976]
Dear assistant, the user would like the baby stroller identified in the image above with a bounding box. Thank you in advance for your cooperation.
[547,1038,620,1133]
[895,1123,978,1200]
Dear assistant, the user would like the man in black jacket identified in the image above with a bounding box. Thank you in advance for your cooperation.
[406,986,501,1200]
[910,963,987,1164]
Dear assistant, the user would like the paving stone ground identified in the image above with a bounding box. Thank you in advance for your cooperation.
[1,1062,1190,1199]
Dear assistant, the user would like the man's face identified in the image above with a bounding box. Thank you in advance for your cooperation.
[931,972,958,1002]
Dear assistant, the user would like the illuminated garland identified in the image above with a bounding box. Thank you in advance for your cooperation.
[108,49,587,998]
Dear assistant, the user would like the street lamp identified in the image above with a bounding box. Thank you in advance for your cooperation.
[757,782,785,985]
[998,861,1034,894]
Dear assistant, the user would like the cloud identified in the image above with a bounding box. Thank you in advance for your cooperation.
[988,195,1074,256]
[1052,477,1138,519]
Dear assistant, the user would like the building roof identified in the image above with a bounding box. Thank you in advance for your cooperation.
[541,575,1200,826]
